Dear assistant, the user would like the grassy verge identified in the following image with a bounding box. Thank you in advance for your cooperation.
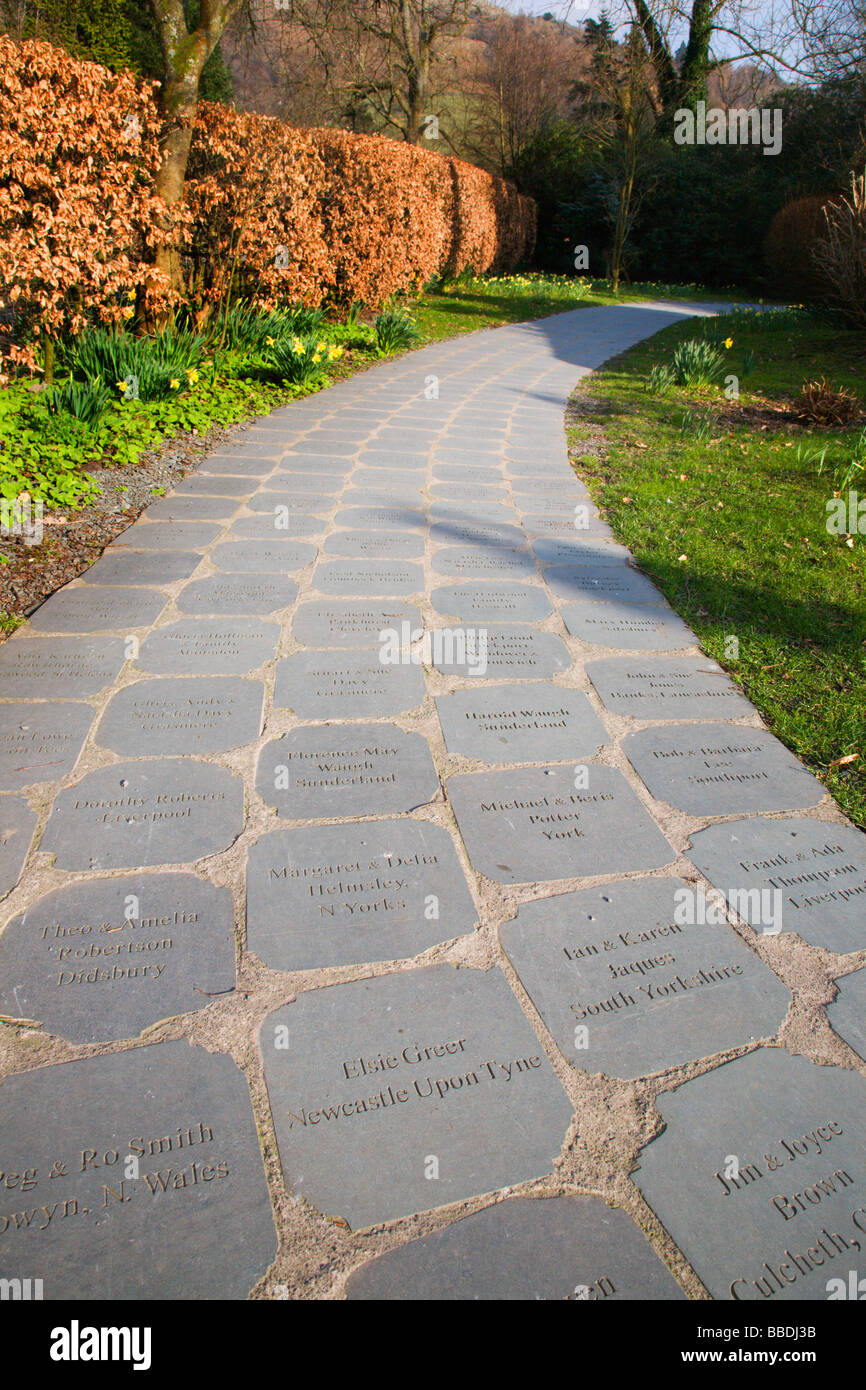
[571,306,866,828]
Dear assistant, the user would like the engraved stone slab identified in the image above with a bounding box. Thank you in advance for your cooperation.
[245,492,332,515]
[145,495,239,522]
[210,539,315,573]
[346,1195,684,1300]
[228,514,322,539]
[588,658,752,720]
[247,819,476,970]
[201,455,274,475]
[267,472,338,493]
[324,531,424,560]
[0,796,36,898]
[436,684,607,764]
[0,875,235,1043]
[41,760,244,870]
[0,703,94,789]
[624,724,825,816]
[448,764,674,884]
[687,817,866,952]
[632,1048,866,1301]
[431,548,536,580]
[115,521,222,549]
[259,966,573,1228]
[431,582,551,623]
[533,539,630,566]
[500,879,790,1080]
[0,637,126,697]
[524,516,614,539]
[81,550,201,587]
[293,601,422,649]
[27,586,167,634]
[175,474,254,497]
[563,601,696,651]
[0,1042,277,1299]
[429,503,515,526]
[274,650,424,718]
[827,970,866,1061]
[342,489,425,509]
[257,724,438,819]
[430,521,526,549]
[335,507,426,532]
[96,677,263,756]
[546,567,667,606]
[312,560,423,597]
[137,621,279,676]
[176,575,298,615]
[433,626,570,680]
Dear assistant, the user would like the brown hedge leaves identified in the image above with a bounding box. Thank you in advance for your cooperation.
[0,39,536,371]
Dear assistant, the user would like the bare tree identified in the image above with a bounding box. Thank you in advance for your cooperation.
[282,0,476,143]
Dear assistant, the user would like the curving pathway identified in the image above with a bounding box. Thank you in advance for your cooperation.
[1,302,865,1302]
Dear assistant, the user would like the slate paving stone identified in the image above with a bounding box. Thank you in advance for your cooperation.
[827,970,866,1061]
[80,550,202,588]
[431,484,506,501]
[200,456,274,475]
[136,620,279,676]
[342,489,426,509]
[247,819,476,970]
[257,724,439,819]
[0,636,127,697]
[433,626,571,679]
[280,455,351,474]
[311,560,424,597]
[519,496,587,516]
[500,878,790,1080]
[524,515,614,539]
[429,503,515,525]
[228,514,323,540]
[176,575,298,615]
[624,724,825,816]
[431,548,536,580]
[545,567,667,607]
[686,817,866,952]
[27,586,167,634]
[563,601,697,651]
[0,703,94,789]
[293,601,423,649]
[259,965,573,1229]
[144,495,239,522]
[430,522,527,549]
[587,657,753,720]
[433,466,504,483]
[0,874,235,1043]
[210,539,315,573]
[41,759,244,870]
[323,531,425,560]
[96,677,263,757]
[245,492,332,514]
[174,475,254,497]
[346,1195,684,1300]
[267,472,339,493]
[353,470,424,490]
[335,507,427,531]
[0,795,37,898]
[448,763,675,884]
[435,683,607,764]
[114,521,222,549]
[274,650,425,718]
[632,1048,866,1301]
[0,1042,277,1299]
[431,582,552,623]
[358,452,427,469]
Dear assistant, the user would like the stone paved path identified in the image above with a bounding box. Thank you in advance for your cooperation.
[1,303,865,1302]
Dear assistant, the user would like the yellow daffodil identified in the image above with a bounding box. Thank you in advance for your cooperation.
[186,368,199,384]
[127,289,136,302]
[170,378,180,389]
[312,353,322,364]
[115,380,127,392]
[122,306,134,319]
[316,340,327,353]
[292,337,304,353]
[328,345,343,360]
[724,337,733,349]
[265,336,275,346]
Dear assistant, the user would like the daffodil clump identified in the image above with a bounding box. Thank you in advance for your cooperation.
[266,333,344,386]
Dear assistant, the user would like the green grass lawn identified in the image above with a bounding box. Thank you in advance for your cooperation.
[570,307,866,829]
